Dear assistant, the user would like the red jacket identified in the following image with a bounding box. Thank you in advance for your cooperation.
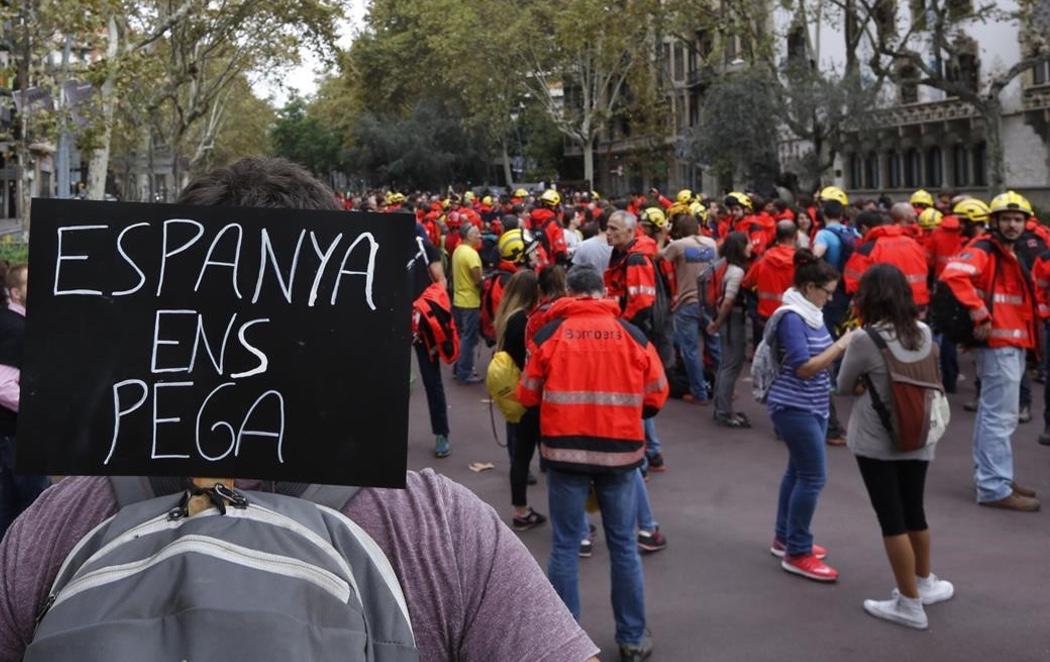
[516,297,668,474]
[480,261,519,342]
[605,239,657,333]
[939,235,1037,349]
[844,225,930,305]
[735,213,774,256]
[1027,219,1050,247]
[742,243,796,318]
[925,216,965,278]
[529,207,569,265]
[1033,250,1050,319]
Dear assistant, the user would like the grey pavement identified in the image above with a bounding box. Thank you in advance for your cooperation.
[407,352,1050,661]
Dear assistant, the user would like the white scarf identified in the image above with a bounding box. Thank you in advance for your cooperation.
[779,287,826,329]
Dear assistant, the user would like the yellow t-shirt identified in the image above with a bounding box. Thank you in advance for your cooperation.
[451,243,482,308]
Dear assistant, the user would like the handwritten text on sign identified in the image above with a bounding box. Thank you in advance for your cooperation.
[18,200,414,487]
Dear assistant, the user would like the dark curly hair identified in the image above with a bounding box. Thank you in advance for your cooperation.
[176,157,341,211]
[793,248,839,289]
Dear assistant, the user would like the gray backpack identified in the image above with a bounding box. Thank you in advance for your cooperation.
[750,307,793,403]
[26,477,418,662]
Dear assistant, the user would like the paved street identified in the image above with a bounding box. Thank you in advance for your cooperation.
[407,352,1050,661]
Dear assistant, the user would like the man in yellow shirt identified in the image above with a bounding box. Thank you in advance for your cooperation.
[451,224,484,387]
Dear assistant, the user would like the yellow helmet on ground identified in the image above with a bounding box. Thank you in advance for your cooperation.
[540,189,561,207]
[910,189,935,208]
[918,208,943,230]
[676,189,694,205]
[689,201,709,222]
[952,198,991,224]
[497,229,535,263]
[725,192,752,210]
[464,191,476,203]
[513,188,528,198]
[989,191,1033,217]
[640,206,668,229]
[819,186,849,207]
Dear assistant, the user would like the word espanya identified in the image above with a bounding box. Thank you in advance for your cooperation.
[50,219,382,467]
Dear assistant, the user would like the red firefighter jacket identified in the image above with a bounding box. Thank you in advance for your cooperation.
[939,235,1037,349]
[605,238,657,331]
[742,243,796,318]
[925,216,965,279]
[734,213,775,256]
[480,261,519,343]
[516,297,669,474]
[843,225,930,305]
[1032,250,1050,319]
[529,207,569,265]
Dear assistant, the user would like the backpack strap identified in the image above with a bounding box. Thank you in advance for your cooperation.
[860,327,896,438]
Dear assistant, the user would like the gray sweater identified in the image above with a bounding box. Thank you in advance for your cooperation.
[835,322,937,461]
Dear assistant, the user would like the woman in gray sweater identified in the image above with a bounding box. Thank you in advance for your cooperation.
[836,264,954,630]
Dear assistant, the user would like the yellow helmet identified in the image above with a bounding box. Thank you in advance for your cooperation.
[689,201,709,222]
[441,198,451,210]
[513,188,528,198]
[640,206,668,229]
[918,208,943,230]
[676,189,694,205]
[591,190,601,201]
[952,198,991,224]
[497,229,535,263]
[540,189,561,207]
[464,191,476,203]
[989,191,1033,218]
[910,189,935,208]
[482,195,493,207]
[725,192,752,210]
[819,186,849,207]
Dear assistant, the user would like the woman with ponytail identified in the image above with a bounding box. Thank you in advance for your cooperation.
[766,249,857,583]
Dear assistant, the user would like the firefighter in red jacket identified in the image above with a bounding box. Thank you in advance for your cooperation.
[938,191,1040,512]
[742,220,798,320]
[844,211,930,306]
[529,189,569,266]
[516,266,667,657]
[927,199,989,279]
[479,229,538,344]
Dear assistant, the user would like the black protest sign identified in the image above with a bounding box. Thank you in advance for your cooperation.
[18,199,414,488]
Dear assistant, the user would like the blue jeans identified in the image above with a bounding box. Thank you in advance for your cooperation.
[643,417,661,458]
[635,468,657,531]
[452,306,480,381]
[771,408,828,556]
[672,302,708,400]
[0,435,50,539]
[547,469,646,646]
[974,347,1024,502]
[414,342,449,436]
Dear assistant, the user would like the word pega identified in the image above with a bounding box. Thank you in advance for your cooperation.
[104,380,285,466]
[53,220,379,309]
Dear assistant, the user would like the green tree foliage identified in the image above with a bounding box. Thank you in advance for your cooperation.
[270,95,344,180]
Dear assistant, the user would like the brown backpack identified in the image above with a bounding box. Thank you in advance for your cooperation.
[860,327,950,452]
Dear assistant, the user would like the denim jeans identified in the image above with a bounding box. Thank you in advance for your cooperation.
[452,306,480,381]
[672,302,708,400]
[635,468,657,531]
[643,417,661,458]
[974,347,1024,503]
[714,309,746,417]
[771,408,828,556]
[0,435,50,539]
[937,334,959,393]
[547,468,646,646]
[414,342,449,436]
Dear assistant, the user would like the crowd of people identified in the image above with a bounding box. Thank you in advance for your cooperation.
[1,156,1047,661]
[402,179,1048,654]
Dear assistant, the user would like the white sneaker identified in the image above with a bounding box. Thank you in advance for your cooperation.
[863,593,928,630]
[915,574,955,605]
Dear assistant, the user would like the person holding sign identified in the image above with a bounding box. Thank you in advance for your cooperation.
[0,158,600,662]
[0,264,49,539]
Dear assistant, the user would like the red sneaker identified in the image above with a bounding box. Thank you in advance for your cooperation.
[781,553,838,582]
[770,539,827,560]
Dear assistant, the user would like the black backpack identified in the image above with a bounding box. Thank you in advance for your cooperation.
[930,244,999,347]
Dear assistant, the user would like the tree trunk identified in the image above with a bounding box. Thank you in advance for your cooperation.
[582,140,595,189]
[86,15,119,200]
[500,142,514,187]
[981,101,1005,193]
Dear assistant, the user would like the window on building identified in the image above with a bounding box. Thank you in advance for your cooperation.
[952,144,969,185]
[849,154,862,190]
[899,63,919,103]
[696,30,713,60]
[904,148,921,188]
[888,151,902,188]
[688,46,697,74]
[675,94,685,130]
[662,43,671,79]
[865,152,879,189]
[787,26,806,63]
[972,142,986,186]
[689,91,700,127]
[1034,59,1050,86]
[725,34,738,63]
[673,43,685,81]
[925,147,943,187]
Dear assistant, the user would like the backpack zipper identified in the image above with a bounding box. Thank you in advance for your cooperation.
[49,534,351,611]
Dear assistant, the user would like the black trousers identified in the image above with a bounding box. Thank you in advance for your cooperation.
[509,408,540,507]
[855,456,929,537]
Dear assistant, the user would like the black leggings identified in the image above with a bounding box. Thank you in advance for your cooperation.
[510,408,540,507]
[856,457,929,537]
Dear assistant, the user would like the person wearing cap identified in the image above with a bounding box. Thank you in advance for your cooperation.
[529,189,570,266]
[916,208,943,245]
[911,189,934,216]
[481,229,540,346]
[939,191,1041,512]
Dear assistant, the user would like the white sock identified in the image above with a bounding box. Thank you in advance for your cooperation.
[899,594,923,609]
[916,575,933,588]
